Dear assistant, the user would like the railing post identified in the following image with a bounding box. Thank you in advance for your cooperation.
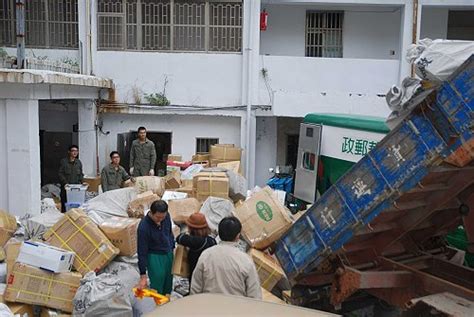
[15,0,25,69]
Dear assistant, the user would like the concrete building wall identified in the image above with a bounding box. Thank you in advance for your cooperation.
[94,52,243,105]
[98,113,242,170]
[255,117,278,187]
[260,4,401,60]
[0,101,8,212]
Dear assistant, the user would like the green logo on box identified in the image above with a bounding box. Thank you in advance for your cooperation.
[256,201,273,222]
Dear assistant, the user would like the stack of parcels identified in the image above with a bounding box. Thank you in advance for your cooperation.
[235,187,293,250]
[193,172,229,202]
[216,161,241,175]
[134,176,165,197]
[249,249,285,292]
[99,217,140,256]
[192,154,210,166]
[0,210,17,247]
[167,154,182,162]
[164,171,181,190]
[44,209,119,276]
[209,144,242,167]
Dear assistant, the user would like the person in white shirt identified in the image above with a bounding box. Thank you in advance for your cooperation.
[190,216,262,299]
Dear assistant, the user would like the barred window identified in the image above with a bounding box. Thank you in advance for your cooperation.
[0,0,78,49]
[196,138,219,154]
[98,0,242,52]
[306,11,343,58]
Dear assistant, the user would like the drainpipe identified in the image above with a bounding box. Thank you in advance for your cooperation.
[245,0,254,183]
[411,0,419,77]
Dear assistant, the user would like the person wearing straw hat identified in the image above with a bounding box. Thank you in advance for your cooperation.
[176,213,217,281]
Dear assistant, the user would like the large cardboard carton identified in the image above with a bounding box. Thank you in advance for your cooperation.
[172,245,189,278]
[128,191,160,218]
[167,154,182,162]
[209,145,242,162]
[83,176,101,193]
[17,241,75,273]
[168,198,202,224]
[99,217,140,256]
[192,172,227,189]
[192,154,210,162]
[235,187,293,250]
[249,249,285,291]
[8,303,35,317]
[217,161,241,174]
[215,144,235,148]
[5,239,21,278]
[134,176,165,196]
[5,263,81,313]
[164,172,181,190]
[261,288,286,305]
[43,209,119,276]
[195,175,229,202]
[0,210,17,247]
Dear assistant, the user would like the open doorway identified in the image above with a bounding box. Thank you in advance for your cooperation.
[117,131,172,176]
[286,134,299,170]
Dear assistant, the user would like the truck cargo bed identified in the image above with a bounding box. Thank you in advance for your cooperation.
[275,55,474,307]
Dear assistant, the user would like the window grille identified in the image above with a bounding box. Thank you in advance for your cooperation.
[0,0,78,49]
[98,0,242,52]
[306,11,343,58]
[196,138,219,154]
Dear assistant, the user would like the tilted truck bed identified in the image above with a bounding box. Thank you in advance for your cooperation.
[275,55,474,308]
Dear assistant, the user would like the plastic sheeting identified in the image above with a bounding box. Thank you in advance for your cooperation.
[73,272,132,317]
[84,187,137,219]
[23,208,63,240]
[200,197,235,234]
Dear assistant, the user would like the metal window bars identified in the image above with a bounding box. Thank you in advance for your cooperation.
[306,11,343,58]
[98,0,242,52]
[0,0,78,49]
[196,137,219,154]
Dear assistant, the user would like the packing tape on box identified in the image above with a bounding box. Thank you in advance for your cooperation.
[256,261,279,290]
[9,269,77,302]
[199,176,227,196]
[48,214,110,272]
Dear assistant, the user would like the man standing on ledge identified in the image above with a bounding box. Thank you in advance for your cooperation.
[58,145,84,213]
[130,126,157,177]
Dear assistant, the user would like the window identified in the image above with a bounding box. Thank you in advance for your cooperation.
[305,11,343,58]
[0,0,78,48]
[302,152,316,171]
[98,0,242,52]
[196,138,219,154]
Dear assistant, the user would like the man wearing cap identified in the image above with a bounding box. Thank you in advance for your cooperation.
[190,216,262,299]
[176,213,216,282]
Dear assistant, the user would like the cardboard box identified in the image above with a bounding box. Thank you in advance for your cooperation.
[99,217,140,256]
[0,210,17,247]
[235,187,293,250]
[192,154,210,162]
[43,209,119,276]
[175,187,195,198]
[17,241,75,273]
[192,172,228,189]
[5,239,21,278]
[0,247,5,262]
[83,176,101,193]
[172,245,189,278]
[167,154,182,162]
[181,179,194,189]
[168,198,202,224]
[164,172,181,190]
[215,144,235,148]
[195,176,229,202]
[8,303,35,317]
[134,176,165,196]
[217,161,241,174]
[128,191,160,218]
[5,263,81,313]
[210,145,242,162]
[249,249,285,291]
[261,288,286,305]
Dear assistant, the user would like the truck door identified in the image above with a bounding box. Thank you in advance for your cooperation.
[294,123,322,203]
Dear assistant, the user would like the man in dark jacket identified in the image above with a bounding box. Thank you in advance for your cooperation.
[58,145,84,213]
[101,151,132,192]
[130,127,157,177]
[137,200,175,294]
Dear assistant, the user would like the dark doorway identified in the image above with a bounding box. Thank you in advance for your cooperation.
[40,131,72,185]
[117,131,172,176]
[286,134,299,170]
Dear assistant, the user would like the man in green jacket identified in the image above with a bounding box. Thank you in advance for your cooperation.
[58,145,84,213]
[101,151,132,192]
[130,127,157,177]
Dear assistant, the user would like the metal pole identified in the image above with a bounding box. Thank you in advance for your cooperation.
[15,0,25,69]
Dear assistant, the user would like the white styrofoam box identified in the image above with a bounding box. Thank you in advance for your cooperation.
[161,191,188,201]
[17,241,75,273]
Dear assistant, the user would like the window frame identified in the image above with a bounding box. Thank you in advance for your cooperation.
[305,10,344,58]
[195,137,219,154]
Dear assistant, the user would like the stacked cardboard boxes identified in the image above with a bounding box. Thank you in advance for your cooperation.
[0,209,17,247]
[44,209,119,276]
[193,172,229,202]
[249,249,285,292]
[209,144,242,167]
[168,198,202,224]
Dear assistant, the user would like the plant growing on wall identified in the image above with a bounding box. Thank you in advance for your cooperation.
[144,76,171,107]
